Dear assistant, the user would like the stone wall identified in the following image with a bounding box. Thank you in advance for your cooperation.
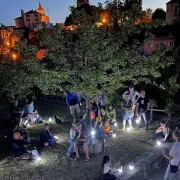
[116,143,173,180]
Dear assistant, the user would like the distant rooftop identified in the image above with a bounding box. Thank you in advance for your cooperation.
[24,10,40,14]
[166,0,178,4]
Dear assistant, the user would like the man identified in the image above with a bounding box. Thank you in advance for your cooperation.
[136,90,150,130]
[66,91,80,120]
[163,130,180,180]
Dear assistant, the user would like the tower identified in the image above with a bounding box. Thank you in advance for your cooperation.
[77,0,90,7]
[37,2,45,15]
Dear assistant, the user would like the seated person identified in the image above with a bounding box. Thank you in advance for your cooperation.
[23,100,35,122]
[101,155,120,180]
[8,128,31,159]
[151,119,172,143]
[106,105,116,124]
[102,120,113,136]
[95,122,105,142]
[40,123,56,147]
[74,121,89,161]
[66,122,77,158]
[33,110,43,124]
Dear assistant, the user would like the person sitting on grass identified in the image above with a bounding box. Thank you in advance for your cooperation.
[33,110,43,124]
[102,120,113,137]
[151,119,173,143]
[40,123,56,147]
[8,127,31,160]
[100,155,120,180]
[106,105,116,124]
[74,121,89,161]
[66,122,77,158]
[23,100,35,123]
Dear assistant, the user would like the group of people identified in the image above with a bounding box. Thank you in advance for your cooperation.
[11,100,43,127]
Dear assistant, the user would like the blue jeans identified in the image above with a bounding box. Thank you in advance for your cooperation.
[121,110,132,121]
[139,111,148,129]
[67,139,74,156]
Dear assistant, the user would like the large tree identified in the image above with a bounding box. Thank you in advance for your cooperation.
[2,0,172,108]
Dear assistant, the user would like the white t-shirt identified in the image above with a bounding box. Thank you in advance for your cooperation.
[169,142,180,167]
[123,90,140,103]
[103,162,111,174]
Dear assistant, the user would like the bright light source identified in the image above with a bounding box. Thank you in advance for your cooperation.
[114,122,118,127]
[102,19,106,23]
[136,117,141,124]
[49,117,52,122]
[27,124,30,128]
[91,129,95,136]
[12,54,17,59]
[129,165,134,171]
[157,141,161,146]
[36,157,41,161]
[7,42,10,46]
[54,136,59,140]
[118,166,123,173]
[112,133,116,138]
[127,127,131,132]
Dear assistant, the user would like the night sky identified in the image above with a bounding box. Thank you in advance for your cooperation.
[0,0,167,26]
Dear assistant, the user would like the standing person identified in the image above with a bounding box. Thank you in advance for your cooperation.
[66,122,77,158]
[98,94,106,109]
[123,84,140,110]
[136,90,150,130]
[100,155,120,180]
[65,91,80,120]
[163,130,180,180]
[90,101,98,128]
[121,93,134,131]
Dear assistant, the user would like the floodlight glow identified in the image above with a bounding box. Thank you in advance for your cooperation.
[49,117,52,122]
[127,127,131,132]
[27,124,30,127]
[136,117,141,124]
[129,165,134,171]
[37,157,41,161]
[112,133,116,138]
[114,122,118,127]
[54,136,59,140]
[157,141,161,146]
[91,129,95,136]
[118,166,123,173]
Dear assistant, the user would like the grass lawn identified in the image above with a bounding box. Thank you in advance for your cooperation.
[0,101,157,180]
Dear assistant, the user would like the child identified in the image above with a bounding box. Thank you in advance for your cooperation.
[101,155,120,180]
[102,120,113,136]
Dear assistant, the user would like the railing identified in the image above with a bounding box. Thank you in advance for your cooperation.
[148,109,165,122]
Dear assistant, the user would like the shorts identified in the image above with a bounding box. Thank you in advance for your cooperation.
[69,104,80,115]
[121,110,132,121]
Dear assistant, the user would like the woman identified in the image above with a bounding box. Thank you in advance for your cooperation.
[106,105,116,124]
[100,155,120,180]
[152,120,172,143]
[121,93,134,131]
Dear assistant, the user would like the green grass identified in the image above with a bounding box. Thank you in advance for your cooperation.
[0,102,157,180]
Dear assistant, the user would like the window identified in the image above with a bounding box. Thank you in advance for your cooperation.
[34,14,38,17]
[27,19,30,22]
[28,23,31,27]
[35,18,39,21]
[26,14,30,18]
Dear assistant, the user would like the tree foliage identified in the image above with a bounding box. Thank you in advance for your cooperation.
[152,8,166,21]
